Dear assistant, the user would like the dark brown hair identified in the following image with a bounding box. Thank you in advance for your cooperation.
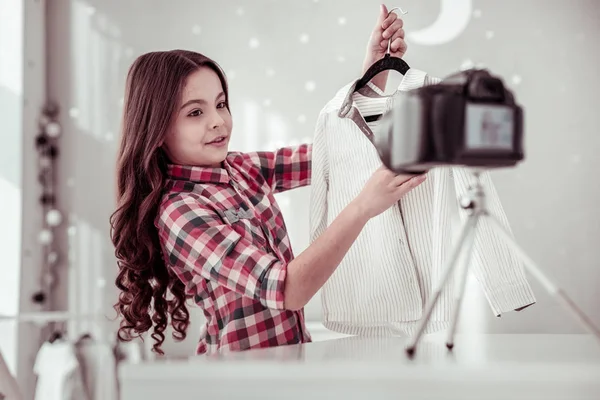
[110,50,229,354]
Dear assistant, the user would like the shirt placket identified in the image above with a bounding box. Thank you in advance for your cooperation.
[226,177,247,207]
[228,177,273,251]
[228,170,307,343]
[348,94,424,307]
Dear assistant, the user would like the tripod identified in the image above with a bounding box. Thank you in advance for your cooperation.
[405,171,600,356]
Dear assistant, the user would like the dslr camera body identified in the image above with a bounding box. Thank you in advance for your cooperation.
[376,68,524,174]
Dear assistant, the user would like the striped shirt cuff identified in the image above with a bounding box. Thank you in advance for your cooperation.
[259,260,287,310]
[486,282,537,317]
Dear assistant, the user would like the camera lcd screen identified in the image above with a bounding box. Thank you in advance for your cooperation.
[465,104,514,151]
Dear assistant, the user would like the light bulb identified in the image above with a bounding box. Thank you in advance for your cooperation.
[38,229,53,245]
[45,121,62,138]
[46,209,63,227]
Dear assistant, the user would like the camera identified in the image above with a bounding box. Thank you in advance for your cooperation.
[375,68,524,174]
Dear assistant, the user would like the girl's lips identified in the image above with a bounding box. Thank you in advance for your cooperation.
[206,136,228,147]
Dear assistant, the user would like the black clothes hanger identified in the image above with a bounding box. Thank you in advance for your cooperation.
[355,54,410,93]
[75,333,93,345]
[354,7,410,122]
[48,330,64,343]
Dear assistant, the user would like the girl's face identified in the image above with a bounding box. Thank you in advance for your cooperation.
[162,67,232,167]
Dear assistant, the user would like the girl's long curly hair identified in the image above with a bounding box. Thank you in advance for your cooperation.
[110,50,229,354]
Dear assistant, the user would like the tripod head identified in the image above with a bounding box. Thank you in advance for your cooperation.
[456,169,488,214]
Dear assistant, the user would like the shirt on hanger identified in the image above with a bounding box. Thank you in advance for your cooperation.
[33,340,86,400]
[75,337,118,400]
[309,68,536,336]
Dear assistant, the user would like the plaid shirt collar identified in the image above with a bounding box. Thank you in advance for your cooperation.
[167,163,230,184]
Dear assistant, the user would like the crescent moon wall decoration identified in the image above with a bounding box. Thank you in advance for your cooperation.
[407,0,473,46]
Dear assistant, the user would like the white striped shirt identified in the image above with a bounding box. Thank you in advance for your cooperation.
[309,68,536,336]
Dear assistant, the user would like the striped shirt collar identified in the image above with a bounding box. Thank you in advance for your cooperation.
[338,79,385,118]
[336,69,429,141]
[338,68,430,120]
[337,80,389,142]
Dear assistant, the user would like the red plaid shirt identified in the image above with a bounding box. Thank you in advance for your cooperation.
[156,144,313,355]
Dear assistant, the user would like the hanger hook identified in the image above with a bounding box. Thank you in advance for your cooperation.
[386,7,408,55]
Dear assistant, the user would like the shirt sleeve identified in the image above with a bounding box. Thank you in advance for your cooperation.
[396,68,535,313]
[308,112,329,243]
[452,169,536,315]
[245,144,312,194]
[157,195,287,310]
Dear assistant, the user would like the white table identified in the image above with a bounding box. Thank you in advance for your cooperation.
[119,334,600,399]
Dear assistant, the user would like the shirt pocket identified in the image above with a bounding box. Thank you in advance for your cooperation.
[242,218,271,251]
[221,209,270,252]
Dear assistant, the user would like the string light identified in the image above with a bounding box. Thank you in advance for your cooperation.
[31,102,64,306]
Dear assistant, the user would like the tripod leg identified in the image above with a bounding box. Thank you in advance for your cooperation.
[445,215,480,350]
[405,215,479,356]
[486,215,600,342]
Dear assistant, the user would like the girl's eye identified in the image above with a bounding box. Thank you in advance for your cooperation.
[188,109,202,117]
[217,102,227,109]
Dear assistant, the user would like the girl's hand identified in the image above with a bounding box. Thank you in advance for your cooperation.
[361,4,408,90]
[352,166,426,220]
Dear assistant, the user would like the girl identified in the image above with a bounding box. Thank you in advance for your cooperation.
[110,5,426,355]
